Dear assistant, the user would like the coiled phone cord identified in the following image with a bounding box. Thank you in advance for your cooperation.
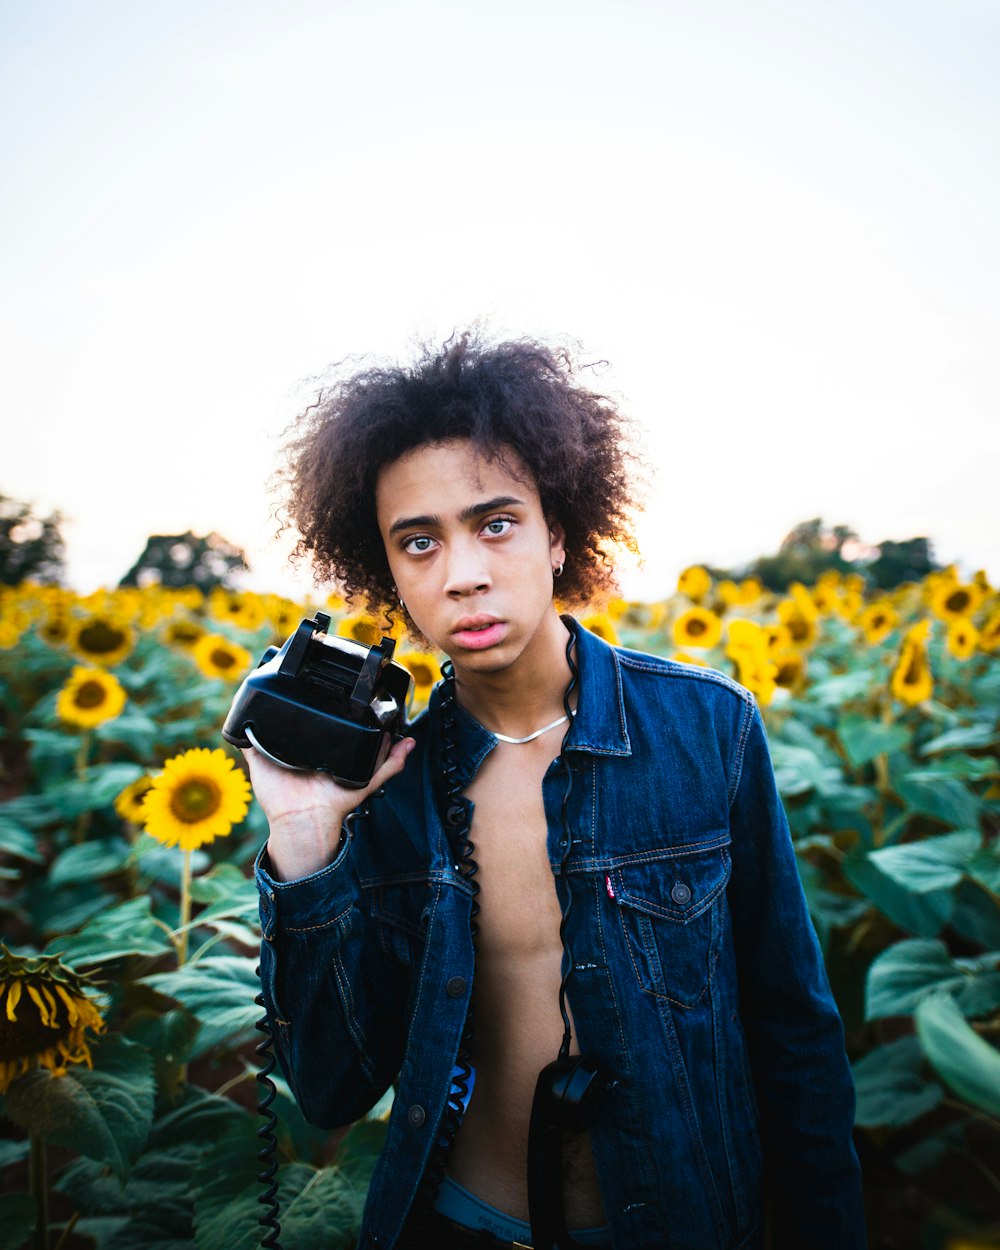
[403,659,480,1236]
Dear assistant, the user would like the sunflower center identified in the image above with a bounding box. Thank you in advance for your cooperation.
[901,650,923,685]
[210,648,237,671]
[78,621,126,655]
[171,778,222,823]
[687,619,707,637]
[75,680,108,709]
[945,590,970,613]
[410,663,434,686]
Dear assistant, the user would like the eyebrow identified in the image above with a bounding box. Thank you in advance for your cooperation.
[388,495,526,537]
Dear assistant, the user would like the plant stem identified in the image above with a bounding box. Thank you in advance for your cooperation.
[72,733,92,843]
[177,848,192,966]
[29,1132,48,1250]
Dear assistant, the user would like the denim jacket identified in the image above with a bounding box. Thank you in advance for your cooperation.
[255,619,866,1250]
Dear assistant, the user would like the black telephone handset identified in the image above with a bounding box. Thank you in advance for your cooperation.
[527,1053,610,1250]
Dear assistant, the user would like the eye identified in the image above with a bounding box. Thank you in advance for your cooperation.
[482,515,514,537]
[402,534,436,554]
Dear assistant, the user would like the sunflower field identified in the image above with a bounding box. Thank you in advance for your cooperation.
[0,567,998,1250]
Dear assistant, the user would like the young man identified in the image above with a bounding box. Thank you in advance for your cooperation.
[247,335,866,1250]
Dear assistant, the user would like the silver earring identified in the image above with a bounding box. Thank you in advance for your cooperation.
[553,562,564,578]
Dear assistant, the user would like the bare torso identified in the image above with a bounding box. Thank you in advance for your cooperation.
[445,735,607,1228]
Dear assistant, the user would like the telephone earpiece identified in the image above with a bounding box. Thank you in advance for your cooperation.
[527,1054,609,1250]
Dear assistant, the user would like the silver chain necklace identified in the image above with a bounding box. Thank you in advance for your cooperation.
[490,709,576,744]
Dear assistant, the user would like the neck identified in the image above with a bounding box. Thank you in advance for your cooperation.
[450,610,575,740]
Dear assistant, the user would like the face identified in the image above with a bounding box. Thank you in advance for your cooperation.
[375,440,566,675]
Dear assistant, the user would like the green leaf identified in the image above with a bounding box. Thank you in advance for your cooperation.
[920,723,1000,756]
[336,1117,388,1187]
[851,1035,942,1128]
[49,838,132,886]
[195,1164,364,1250]
[769,743,847,798]
[868,831,982,894]
[865,938,1000,1020]
[45,763,145,819]
[968,845,1000,896]
[4,1035,154,1183]
[950,876,1000,949]
[843,848,954,937]
[893,770,982,830]
[805,670,875,705]
[0,815,43,862]
[837,716,912,769]
[45,896,175,967]
[141,956,259,1057]
[0,1138,29,1169]
[0,1194,37,1250]
[915,992,1000,1115]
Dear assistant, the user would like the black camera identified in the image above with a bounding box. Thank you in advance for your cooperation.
[221,611,412,787]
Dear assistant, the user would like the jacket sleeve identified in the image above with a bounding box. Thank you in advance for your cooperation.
[726,699,867,1250]
[254,821,409,1129]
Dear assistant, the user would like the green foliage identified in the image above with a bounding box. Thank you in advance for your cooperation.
[0,493,64,586]
[1,569,998,1247]
[119,531,248,591]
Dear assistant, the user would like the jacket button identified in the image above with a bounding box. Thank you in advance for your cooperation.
[671,882,692,904]
[446,976,467,998]
[407,1104,426,1127]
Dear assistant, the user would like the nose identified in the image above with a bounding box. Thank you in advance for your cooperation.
[443,536,491,597]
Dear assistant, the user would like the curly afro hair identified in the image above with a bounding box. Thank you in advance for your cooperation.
[276,332,645,624]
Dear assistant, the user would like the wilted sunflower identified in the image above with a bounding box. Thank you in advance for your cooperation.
[192,633,252,681]
[114,774,155,822]
[677,565,712,601]
[0,946,106,1092]
[68,614,135,667]
[930,581,984,623]
[946,619,979,661]
[859,602,899,646]
[397,651,442,703]
[56,666,127,729]
[672,607,722,650]
[890,625,933,706]
[142,747,252,851]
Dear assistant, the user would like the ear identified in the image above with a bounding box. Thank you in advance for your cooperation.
[548,521,566,566]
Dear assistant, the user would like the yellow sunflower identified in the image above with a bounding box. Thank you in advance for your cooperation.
[397,650,442,696]
[773,649,807,693]
[736,577,764,604]
[114,775,155,822]
[670,651,708,667]
[162,617,207,651]
[0,946,106,1092]
[777,598,819,647]
[858,602,899,646]
[725,620,778,705]
[142,748,252,851]
[715,580,741,608]
[38,609,73,648]
[930,581,984,622]
[579,611,621,646]
[946,619,979,661]
[677,565,712,601]
[979,610,1000,653]
[191,633,252,681]
[209,588,267,633]
[672,607,722,650]
[890,630,933,706]
[68,614,135,667]
[56,666,127,729]
[340,611,388,648]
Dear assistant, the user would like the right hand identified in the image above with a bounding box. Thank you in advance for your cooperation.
[243,735,415,881]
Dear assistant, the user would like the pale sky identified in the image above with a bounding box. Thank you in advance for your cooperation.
[2,0,997,601]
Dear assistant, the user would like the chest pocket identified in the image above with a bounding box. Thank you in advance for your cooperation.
[368,881,431,971]
[607,839,731,1008]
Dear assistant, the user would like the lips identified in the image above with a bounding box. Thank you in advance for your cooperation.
[451,615,508,650]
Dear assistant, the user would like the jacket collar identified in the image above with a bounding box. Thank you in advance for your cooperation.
[426,615,631,790]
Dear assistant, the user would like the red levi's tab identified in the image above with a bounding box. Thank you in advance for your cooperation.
[605,874,615,900]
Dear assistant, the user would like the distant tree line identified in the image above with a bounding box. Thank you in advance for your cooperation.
[0,491,944,595]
